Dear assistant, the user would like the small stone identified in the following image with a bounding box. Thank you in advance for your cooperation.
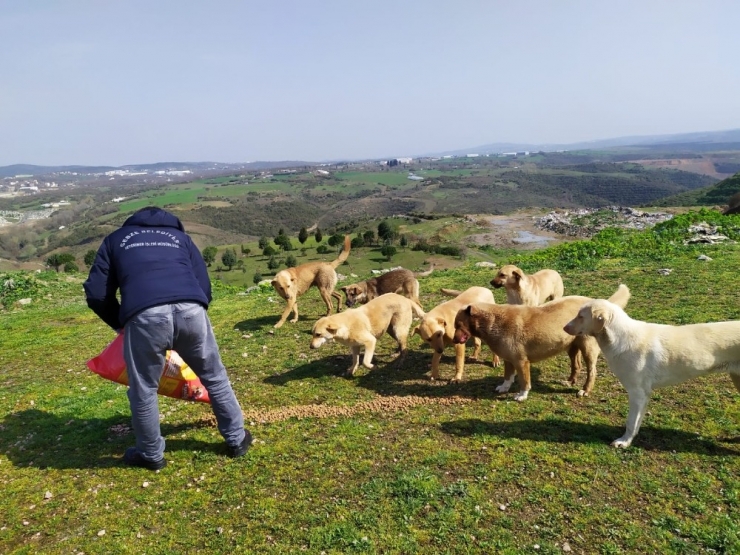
[562,542,572,552]
[97,529,106,536]
[142,482,150,488]
[499,504,506,511]
[44,491,53,500]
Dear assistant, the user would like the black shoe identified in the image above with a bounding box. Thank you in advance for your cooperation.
[227,429,253,458]
[123,447,167,470]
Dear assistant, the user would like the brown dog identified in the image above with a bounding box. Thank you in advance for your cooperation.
[340,264,433,309]
[490,264,564,306]
[413,287,500,381]
[453,285,630,401]
[310,293,425,376]
[271,235,351,328]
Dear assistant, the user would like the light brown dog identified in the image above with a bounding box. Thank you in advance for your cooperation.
[340,264,433,309]
[453,284,630,401]
[490,264,564,306]
[413,287,500,382]
[271,235,351,328]
[565,289,740,448]
[310,293,425,376]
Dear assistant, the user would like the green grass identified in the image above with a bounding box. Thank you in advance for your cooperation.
[2,212,740,553]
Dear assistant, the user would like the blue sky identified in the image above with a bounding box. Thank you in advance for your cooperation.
[1,0,739,166]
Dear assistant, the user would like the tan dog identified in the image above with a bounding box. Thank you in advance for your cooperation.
[564,293,740,448]
[453,284,630,401]
[340,264,433,308]
[310,293,425,376]
[413,287,500,382]
[491,264,564,306]
[272,235,351,328]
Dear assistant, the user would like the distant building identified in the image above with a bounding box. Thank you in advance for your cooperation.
[467,153,479,158]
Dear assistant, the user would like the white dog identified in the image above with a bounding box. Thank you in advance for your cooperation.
[564,297,740,448]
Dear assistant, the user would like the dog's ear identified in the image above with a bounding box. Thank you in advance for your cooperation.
[270,279,277,286]
[340,286,348,293]
[436,317,446,328]
[464,304,474,316]
[326,326,338,335]
[589,307,608,334]
[512,269,523,282]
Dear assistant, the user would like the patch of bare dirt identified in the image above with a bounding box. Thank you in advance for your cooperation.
[629,157,726,178]
[464,211,567,250]
[203,395,473,425]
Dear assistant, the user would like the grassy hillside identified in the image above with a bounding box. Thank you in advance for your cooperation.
[2,210,739,553]
[654,172,740,208]
[0,160,721,263]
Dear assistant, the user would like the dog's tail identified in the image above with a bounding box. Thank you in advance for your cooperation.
[608,284,630,309]
[414,263,434,278]
[409,299,425,319]
[440,288,461,297]
[330,235,352,269]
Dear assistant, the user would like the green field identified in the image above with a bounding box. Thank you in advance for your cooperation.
[2,210,740,553]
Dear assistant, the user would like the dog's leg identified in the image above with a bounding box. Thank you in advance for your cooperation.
[577,342,599,397]
[471,337,481,361]
[319,289,336,316]
[362,336,377,369]
[452,342,467,382]
[565,344,580,387]
[275,298,297,328]
[612,388,650,448]
[331,290,343,313]
[347,346,361,377]
[513,361,531,402]
[430,351,443,380]
[389,324,409,360]
[496,361,516,393]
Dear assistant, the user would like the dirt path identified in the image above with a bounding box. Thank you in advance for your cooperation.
[464,211,566,250]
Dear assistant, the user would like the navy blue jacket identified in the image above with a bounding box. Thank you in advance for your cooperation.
[83,207,212,330]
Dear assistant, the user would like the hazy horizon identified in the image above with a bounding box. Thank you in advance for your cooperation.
[2,1,739,166]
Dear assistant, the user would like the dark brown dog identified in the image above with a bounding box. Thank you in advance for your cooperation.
[452,285,630,401]
[340,265,433,309]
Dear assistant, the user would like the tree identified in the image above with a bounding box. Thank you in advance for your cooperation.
[202,246,218,267]
[380,245,397,261]
[285,254,297,268]
[221,248,237,270]
[351,237,364,249]
[64,261,79,273]
[45,252,75,272]
[400,235,408,249]
[263,245,277,257]
[327,233,344,247]
[378,221,392,242]
[258,236,269,250]
[84,249,97,267]
[363,229,375,246]
[298,227,308,244]
[267,255,280,271]
[314,228,323,243]
[240,244,251,256]
[253,270,263,284]
[317,244,330,254]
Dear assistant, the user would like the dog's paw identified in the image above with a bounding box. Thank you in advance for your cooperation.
[610,438,632,448]
[273,322,283,329]
[495,384,511,393]
[577,389,588,397]
[513,391,529,402]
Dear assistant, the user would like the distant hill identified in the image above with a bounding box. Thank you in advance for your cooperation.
[440,128,740,157]
[653,172,740,207]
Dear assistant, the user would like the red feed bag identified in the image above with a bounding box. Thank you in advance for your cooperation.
[87,333,211,403]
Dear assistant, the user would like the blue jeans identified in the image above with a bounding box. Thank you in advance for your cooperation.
[122,302,245,461]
